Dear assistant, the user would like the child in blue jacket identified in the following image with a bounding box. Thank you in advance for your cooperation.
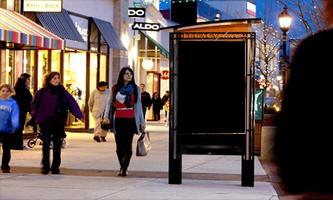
[0,84,19,173]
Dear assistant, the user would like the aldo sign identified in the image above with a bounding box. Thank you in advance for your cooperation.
[132,22,160,31]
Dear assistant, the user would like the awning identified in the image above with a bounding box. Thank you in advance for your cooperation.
[0,8,63,50]
[140,31,169,58]
[91,17,126,51]
[36,9,84,42]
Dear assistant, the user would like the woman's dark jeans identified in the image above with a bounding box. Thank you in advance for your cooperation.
[40,125,64,172]
[0,133,12,170]
[114,118,136,171]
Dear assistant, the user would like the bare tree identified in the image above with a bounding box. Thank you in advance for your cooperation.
[255,0,281,92]
[277,0,325,35]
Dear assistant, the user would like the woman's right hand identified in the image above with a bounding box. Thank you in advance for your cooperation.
[102,118,110,123]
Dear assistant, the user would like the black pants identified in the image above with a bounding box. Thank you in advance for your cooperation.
[40,125,64,171]
[0,133,12,170]
[12,113,26,149]
[114,118,136,170]
[142,107,147,119]
[153,110,160,121]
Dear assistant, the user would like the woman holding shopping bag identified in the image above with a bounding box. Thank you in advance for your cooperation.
[103,66,145,177]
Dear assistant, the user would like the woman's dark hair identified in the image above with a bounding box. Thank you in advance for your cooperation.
[97,81,108,89]
[20,73,31,80]
[14,77,27,92]
[114,66,138,102]
[43,71,61,88]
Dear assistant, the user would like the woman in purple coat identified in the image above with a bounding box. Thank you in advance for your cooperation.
[31,72,83,175]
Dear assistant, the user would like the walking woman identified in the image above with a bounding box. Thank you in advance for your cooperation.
[12,73,33,150]
[31,72,83,175]
[0,84,19,173]
[104,67,145,177]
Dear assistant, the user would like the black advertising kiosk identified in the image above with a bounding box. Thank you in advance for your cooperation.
[167,19,259,187]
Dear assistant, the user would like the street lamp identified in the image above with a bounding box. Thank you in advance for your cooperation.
[278,6,292,88]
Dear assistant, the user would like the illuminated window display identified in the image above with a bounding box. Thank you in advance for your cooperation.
[37,50,49,89]
[99,55,107,81]
[23,50,35,94]
[89,53,98,129]
[64,51,86,129]
[145,71,161,121]
[51,50,61,72]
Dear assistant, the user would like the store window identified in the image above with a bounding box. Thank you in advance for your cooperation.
[37,50,49,89]
[0,49,13,84]
[99,55,107,81]
[51,50,61,72]
[23,50,35,94]
[0,0,20,12]
[64,51,86,129]
[146,71,161,120]
[88,53,98,129]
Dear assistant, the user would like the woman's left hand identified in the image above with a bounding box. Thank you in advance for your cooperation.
[140,124,146,132]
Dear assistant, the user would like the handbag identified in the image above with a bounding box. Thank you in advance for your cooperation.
[100,104,115,131]
[136,131,151,156]
[101,120,112,131]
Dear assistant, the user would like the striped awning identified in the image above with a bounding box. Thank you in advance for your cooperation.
[0,8,63,50]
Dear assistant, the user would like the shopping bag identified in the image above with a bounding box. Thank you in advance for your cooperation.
[136,131,151,156]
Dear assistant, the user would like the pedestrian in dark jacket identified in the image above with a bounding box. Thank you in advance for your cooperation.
[139,83,151,119]
[0,84,19,173]
[151,92,162,121]
[12,73,33,150]
[31,72,83,175]
[274,0,333,198]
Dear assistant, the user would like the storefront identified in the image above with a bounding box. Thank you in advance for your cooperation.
[130,3,170,121]
[137,31,169,121]
[34,10,126,131]
[0,7,63,89]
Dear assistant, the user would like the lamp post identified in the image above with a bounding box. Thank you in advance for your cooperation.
[278,6,292,88]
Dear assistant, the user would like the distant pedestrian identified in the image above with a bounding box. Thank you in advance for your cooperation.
[161,91,169,122]
[163,98,170,126]
[139,83,151,119]
[0,84,19,173]
[274,0,333,197]
[103,67,145,177]
[88,81,110,142]
[151,92,162,121]
[12,73,33,150]
[31,72,83,175]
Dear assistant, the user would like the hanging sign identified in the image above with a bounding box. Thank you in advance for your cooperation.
[23,0,62,12]
[161,70,169,80]
[128,8,146,18]
[132,22,160,31]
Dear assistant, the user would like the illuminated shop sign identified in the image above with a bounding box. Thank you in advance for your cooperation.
[128,8,145,18]
[132,22,160,31]
[23,0,62,12]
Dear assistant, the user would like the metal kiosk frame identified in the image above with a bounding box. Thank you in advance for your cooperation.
[169,32,256,187]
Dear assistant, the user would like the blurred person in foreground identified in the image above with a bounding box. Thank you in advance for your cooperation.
[31,72,83,175]
[274,0,333,198]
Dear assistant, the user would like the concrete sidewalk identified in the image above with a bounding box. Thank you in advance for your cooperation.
[0,124,278,200]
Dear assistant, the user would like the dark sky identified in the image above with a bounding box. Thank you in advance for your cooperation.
[159,0,316,39]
